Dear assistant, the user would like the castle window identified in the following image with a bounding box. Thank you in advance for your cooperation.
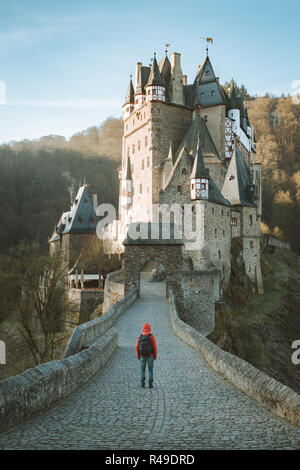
[218,250,221,259]
[215,229,217,235]
[142,160,145,170]
[138,141,141,151]
[231,217,238,226]
[127,148,130,157]
[147,156,150,167]
[177,185,182,193]
[249,215,253,225]
[211,90,215,96]
[182,168,186,175]
[222,209,224,215]
[132,144,135,154]
[145,136,148,147]
[132,164,134,173]
[205,70,209,76]
[140,183,142,194]
[223,230,225,236]
[201,92,205,98]
[212,207,214,214]
[250,241,254,248]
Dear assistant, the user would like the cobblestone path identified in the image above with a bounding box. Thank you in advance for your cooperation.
[0,281,300,450]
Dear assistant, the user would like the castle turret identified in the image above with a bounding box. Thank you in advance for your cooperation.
[123,76,135,119]
[169,52,184,105]
[145,53,166,102]
[163,141,174,186]
[134,62,146,109]
[122,156,133,210]
[193,93,202,120]
[190,136,209,200]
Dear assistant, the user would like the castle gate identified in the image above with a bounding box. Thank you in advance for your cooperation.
[123,243,183,298]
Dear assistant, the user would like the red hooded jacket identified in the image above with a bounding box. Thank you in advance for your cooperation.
[136,323,157,360]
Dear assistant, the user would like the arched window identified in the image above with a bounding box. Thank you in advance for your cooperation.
[182,168,186,175]
[249,215,253,225]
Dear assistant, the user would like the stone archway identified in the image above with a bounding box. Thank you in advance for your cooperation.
[123,244,183,298]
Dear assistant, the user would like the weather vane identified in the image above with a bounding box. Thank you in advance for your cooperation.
[200,37,214,55]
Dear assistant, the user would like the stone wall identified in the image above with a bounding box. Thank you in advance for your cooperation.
[241,206,261,282]
[103,270,125,314]
[0,328,117,433]
[202,104,226,160]
[64,290,137,357]
[0,290,137,433]
[178,269,219,335]
[169,290,300,427]
[68,289,104,323]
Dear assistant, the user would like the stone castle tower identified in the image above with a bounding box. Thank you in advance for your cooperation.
[117,49,262,296]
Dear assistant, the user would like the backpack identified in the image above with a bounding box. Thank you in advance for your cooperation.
[139,334,153,357]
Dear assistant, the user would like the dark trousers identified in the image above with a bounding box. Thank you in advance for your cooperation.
[140,356,154,385]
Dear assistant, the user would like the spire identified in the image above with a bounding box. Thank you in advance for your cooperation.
[158,54,171,85]
[124,75,135,105]
[146,54,164,87]
[125,156,132,180]
[190,135,208,179]
[167,141,173,161]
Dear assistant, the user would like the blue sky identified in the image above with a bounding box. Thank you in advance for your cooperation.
[0,0,299,143]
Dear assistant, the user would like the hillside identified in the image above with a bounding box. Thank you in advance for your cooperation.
[0,118,122,253]
[208,247,300,395]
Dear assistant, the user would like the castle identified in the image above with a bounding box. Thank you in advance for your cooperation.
[49,49,263,334]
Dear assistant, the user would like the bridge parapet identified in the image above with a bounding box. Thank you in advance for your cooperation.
[168,289,300,427]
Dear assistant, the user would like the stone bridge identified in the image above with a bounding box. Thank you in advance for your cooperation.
[0,281,300,450]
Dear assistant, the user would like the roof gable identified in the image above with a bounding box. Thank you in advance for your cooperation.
[222,150,255,206]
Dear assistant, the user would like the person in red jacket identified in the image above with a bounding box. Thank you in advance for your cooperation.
[136,323,157,388]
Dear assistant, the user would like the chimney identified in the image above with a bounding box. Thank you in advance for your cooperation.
[182,75,187,86]
[170,52,181,69]
[135,62,142,92]
[92,194,98,212]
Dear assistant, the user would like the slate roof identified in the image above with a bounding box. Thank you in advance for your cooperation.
[125,156,132,180]
[124,77,135,105]
[222,149,255,207]
[180,115,223,162]
[190,136,208,179]
[136,66,151,94]
[123,222,184,246]
[146,56,164,87]
[49,186,98,242]
[158,55,171,85]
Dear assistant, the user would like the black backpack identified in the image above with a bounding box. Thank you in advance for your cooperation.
[139,334,153,357]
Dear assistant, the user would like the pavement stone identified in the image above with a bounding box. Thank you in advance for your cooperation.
[0,280,300,450]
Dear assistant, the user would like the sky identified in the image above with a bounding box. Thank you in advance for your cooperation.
[0,0,299,143]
